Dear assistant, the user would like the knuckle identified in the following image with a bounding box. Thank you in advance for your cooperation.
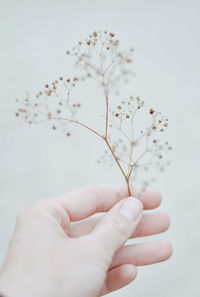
[15,199,48,222]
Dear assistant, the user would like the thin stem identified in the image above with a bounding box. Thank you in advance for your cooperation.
[35,117,103,139]
[103,57,117,75]
[104,138,127,182]
[102,75,109,138]
[127,134,149,180]
[128,112,136,176]
[73,120,103,138]
[36,114,130,196]
[99,43,109,138]
[126,179,131,196]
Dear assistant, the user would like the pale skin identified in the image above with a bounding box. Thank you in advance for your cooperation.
[0,186,172,297]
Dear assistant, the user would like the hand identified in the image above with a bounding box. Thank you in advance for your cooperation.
[0,186,172,297]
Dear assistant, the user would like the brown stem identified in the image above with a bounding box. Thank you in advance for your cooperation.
[104,138,128,182]
[102,75,109,137]
[35,117,132,195]
[105,92,109,137]
[35,117,103,139]
[126,178,131,196]
[73,120,103,138]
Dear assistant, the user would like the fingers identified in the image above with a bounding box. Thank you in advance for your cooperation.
[69,211,170,238]
[57,185,161,221]
[91,197,143,261]
[132,211,170,237]
[101,240,172,295]
[110,240,173,269]
[101,264,137,295]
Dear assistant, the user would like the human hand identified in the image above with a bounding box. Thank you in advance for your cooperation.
[0,186,172,297]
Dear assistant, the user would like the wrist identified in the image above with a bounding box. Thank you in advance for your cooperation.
[0,270,59,297]
[0,273,37,297]
[0,274,17,297]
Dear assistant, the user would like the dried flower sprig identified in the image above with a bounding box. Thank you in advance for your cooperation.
[16,30,171,196]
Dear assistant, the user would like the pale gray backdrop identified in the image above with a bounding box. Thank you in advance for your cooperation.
[0,0,200,296]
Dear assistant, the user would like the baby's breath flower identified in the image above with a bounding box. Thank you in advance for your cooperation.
[16,30,171,195]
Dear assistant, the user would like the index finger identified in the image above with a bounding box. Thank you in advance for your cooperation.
[57,185,162,221]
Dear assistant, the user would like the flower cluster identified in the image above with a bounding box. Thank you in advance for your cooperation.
[16,30,171,195]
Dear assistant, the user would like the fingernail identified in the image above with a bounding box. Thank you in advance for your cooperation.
[120,197,143,222]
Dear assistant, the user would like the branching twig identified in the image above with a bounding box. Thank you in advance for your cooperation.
[16,30,171,196]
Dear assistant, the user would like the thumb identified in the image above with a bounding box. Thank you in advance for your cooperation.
[92,197,143,260]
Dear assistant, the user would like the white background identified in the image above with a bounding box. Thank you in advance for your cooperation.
[0,0,200,296]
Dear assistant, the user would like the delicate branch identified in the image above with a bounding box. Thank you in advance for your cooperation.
[16,30,171,196]
[102,76,109,138]
[35,116,103,139]
[104,138,127,181]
